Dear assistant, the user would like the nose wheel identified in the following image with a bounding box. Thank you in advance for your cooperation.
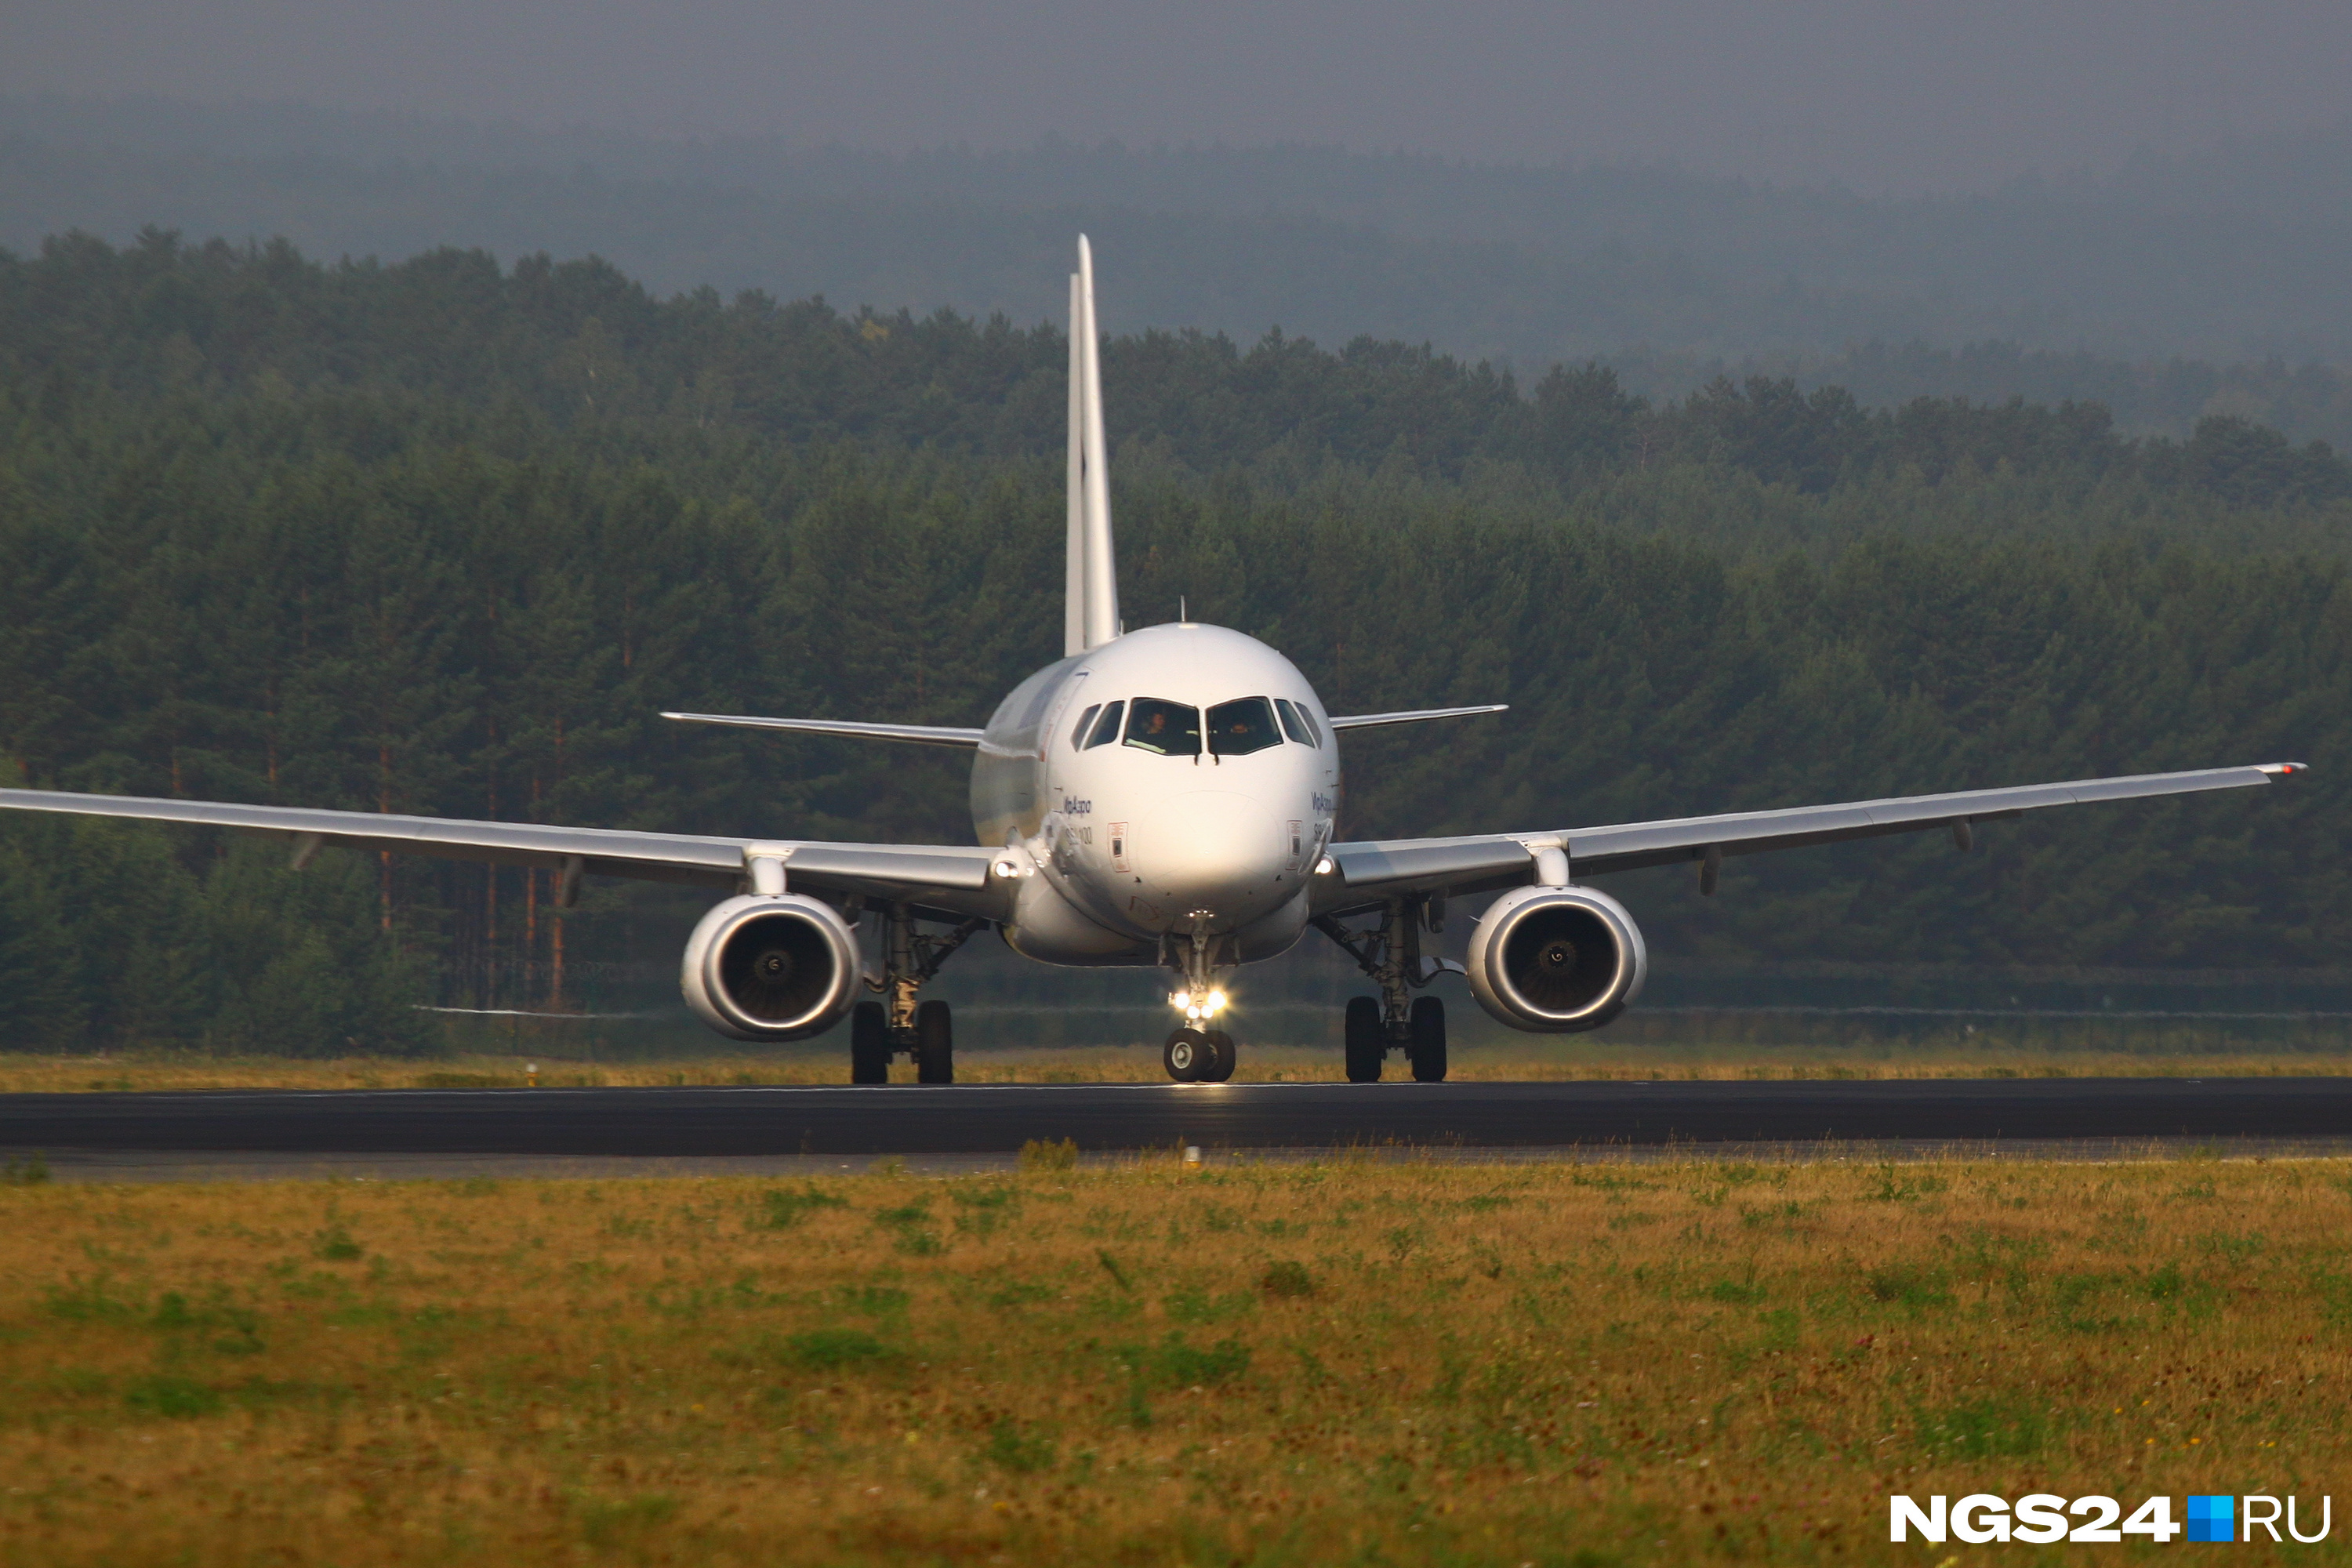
[1164,1027,1236,1082]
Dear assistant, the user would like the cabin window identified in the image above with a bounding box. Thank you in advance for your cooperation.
[1069,704,1102,750]
[1208,696,1283,757]
[1123,698,1201,757]
[1083,701,1125,749]
[1274,698,1319,747]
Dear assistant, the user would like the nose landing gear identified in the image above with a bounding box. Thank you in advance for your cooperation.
[1163,928,1238,1082]
[1163,1026,1236,1083]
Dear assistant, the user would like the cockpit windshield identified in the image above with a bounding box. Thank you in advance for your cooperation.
[1207,696,1283,757]
[1082,701,1124,749]
[1123,698,1201,757]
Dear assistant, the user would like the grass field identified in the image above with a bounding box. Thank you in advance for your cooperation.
[0,1150,2345,1565]
[8,1040,2352,1094]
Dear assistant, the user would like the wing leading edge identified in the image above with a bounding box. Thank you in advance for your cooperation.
[1319,762,2307,910]
[0,789,1004,917]
[1324,705,1508,731]
[661,712,985,748]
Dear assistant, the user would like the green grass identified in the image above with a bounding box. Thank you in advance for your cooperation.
[0,1154,2348,1563]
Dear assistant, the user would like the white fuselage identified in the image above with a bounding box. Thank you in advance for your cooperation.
[971,623,1338,967]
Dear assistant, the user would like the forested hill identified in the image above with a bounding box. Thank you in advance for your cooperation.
[12,98,2352,448]
[0,232,2347,1054]
[9,231,2352,513]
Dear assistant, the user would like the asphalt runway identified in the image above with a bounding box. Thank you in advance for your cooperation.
[2,1076,2350,1163]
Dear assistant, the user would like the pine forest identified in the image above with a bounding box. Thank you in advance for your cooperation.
[0,231,2346,1054]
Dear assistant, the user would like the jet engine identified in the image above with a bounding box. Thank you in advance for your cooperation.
[1465,884,1648,1032]
[680,894,861,1041]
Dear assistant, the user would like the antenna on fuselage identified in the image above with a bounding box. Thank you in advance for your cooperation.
[1065,236,1121,655]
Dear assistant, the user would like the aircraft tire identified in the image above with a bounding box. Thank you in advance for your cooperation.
[850,1002,890,1084]
[1203,1029,1236,1082]
[1408,995,1448,1083]
[915,1000,954,1084]
[1343,996,1384,1083]
[1163,1028,1208,1082]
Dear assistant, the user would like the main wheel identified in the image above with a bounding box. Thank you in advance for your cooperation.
[1343,996,1384,1083]
[1203,1029,1236,1083]
[1163,1027,1210,1082]
[1409,995,1449,1083]
[915,999,954,1084]
[850,1001,890,1084]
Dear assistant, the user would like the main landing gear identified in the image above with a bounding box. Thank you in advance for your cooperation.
[1163,927,1239,1082]
[1316,898,1455,1083]
[849,904,984,1085]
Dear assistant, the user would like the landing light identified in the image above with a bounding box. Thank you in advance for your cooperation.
[1168,988,1229,1022]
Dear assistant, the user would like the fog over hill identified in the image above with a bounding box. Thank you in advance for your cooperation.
[5,96,2351,444]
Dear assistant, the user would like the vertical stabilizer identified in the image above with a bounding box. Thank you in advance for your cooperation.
[1069,236,1120,651]
[1065,271,1087,657]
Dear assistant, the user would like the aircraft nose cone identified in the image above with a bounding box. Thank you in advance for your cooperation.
[1133,790,1286,911]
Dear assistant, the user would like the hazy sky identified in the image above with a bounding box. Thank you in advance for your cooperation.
[7,0,2349,192]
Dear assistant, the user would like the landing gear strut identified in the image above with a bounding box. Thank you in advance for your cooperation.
[1163,927,1238,1082]
[1315,897,1455,1083]
[849,903,983,1085]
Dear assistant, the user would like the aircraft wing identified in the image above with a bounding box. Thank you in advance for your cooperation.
[0,789,1005,918]
[662,712,985,747]
[1324,705,1508,731]
[1316,762,2307,913]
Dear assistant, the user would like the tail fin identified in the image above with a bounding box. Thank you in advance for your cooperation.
[1065,236,1120,655]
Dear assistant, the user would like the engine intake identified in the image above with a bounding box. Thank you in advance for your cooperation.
[1465,884,1647,1032]
[681,894,861,1040]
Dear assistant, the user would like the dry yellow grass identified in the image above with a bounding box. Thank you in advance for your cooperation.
[7,1042,2352,1094]
[0,1152,2346,1565]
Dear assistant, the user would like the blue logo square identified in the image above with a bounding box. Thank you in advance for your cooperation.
[2187,1495,2234,1543]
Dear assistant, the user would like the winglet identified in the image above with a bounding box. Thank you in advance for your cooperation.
[2259,761,2310,776]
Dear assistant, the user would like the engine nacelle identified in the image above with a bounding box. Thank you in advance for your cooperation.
[1465,884,1648,1033]
[680,894,862,1041]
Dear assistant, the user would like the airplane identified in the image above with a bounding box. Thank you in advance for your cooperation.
[0,238,2308,1086]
